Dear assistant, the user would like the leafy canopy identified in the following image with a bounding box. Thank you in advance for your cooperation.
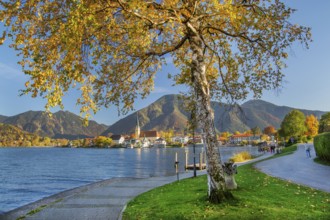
[0,0,311,119]
[305,114,318,137]
[280,109,307,138]
[319,112,330,133]
[263,125,276,135]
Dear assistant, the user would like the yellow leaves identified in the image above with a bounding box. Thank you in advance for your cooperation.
[0,31,6,45]
[281,52,288,59]
[0,0,312,123]
[305,114,319,137]
[163,0,180,7]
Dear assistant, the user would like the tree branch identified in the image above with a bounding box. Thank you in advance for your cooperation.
[204,26,261,43]
[146,35,188,57]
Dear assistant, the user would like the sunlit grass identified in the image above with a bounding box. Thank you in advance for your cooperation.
[123,149,330,219]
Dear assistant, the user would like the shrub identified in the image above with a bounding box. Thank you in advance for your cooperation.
[229,151,252,162]
[240,140,248,146]
[251,140,258,146]
[313,132,330,161]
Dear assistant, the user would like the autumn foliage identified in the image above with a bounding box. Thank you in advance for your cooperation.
[0,0,311,203]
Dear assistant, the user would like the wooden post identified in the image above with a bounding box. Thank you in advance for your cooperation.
[175,152,179,181]
[199,152,202,170]
[185,150,188,171]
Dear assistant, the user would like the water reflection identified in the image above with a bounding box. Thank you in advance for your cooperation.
[0,146,261,212]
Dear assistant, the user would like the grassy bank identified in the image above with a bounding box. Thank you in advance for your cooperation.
[123,145,329,220]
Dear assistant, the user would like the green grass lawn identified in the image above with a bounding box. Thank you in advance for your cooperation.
[123,145,330,220]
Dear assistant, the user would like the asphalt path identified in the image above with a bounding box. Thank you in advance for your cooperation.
[254,143,330,193]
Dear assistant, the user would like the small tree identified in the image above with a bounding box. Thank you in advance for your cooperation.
[251,126,262,136]
[220,132,231,141]
[263,125,276,136]
[280,110,307,139]
[94,136,113,148]
[305,114,319,137]
[161,129,175,144]
[319,112,330,133]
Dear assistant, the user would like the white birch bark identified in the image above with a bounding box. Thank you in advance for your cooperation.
[188,22,231,202]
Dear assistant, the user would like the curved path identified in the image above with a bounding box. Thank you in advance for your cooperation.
[255,144,330,192]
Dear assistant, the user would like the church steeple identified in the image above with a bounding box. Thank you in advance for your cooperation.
[135,112,141,139]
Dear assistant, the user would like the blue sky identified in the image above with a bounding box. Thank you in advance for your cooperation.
[0,0,329,125]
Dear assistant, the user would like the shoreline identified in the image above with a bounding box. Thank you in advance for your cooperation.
[1,173,203,220]
[1,153,274,220]
[0,177,140,220]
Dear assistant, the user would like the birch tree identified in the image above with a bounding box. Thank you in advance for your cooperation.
[0,0,311,203]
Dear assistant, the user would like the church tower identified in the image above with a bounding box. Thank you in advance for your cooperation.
[135,112,141,139]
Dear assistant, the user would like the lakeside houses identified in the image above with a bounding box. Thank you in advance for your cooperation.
[117,113,194,148]
[229,134,261,145]
[154,137,167,147]
[110,135,125,145]
[139,131,159,142]
[171,136,189,144]
[108,113,225,148]
[218,137,228,145]
[190,136,204,144]
[122,113,161,148]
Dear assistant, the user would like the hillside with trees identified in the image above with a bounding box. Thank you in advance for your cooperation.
[1,95,327,140]
[2,111,108,140]
[0,115,7,123]
[103,94,327,135]
[0,123,67,147]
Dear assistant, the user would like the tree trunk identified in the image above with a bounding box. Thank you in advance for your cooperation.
[188,28,233,203]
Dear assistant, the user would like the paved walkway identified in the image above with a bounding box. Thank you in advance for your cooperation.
[255,144,330,192]
[1,146,329,220]
[2,172,209,220]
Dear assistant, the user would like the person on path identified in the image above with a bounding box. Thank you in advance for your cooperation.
[305,143,311,158]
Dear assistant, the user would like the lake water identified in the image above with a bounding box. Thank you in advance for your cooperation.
[0,146,261,212]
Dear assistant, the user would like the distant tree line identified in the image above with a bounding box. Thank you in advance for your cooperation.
[0,123,68,147]
[279,110,330,144]
[2,110,329,148]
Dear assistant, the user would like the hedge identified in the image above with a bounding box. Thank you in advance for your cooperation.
[313,132,330,161]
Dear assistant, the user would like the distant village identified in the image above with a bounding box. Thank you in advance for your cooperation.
[68,113,278,149]
[0,113,278,148]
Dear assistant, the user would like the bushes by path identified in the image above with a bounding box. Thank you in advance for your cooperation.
[314,132,330,161]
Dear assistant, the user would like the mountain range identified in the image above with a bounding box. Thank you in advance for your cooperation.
[102,94,327,135]
[0,94,328,139]
[0,111,108,140]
